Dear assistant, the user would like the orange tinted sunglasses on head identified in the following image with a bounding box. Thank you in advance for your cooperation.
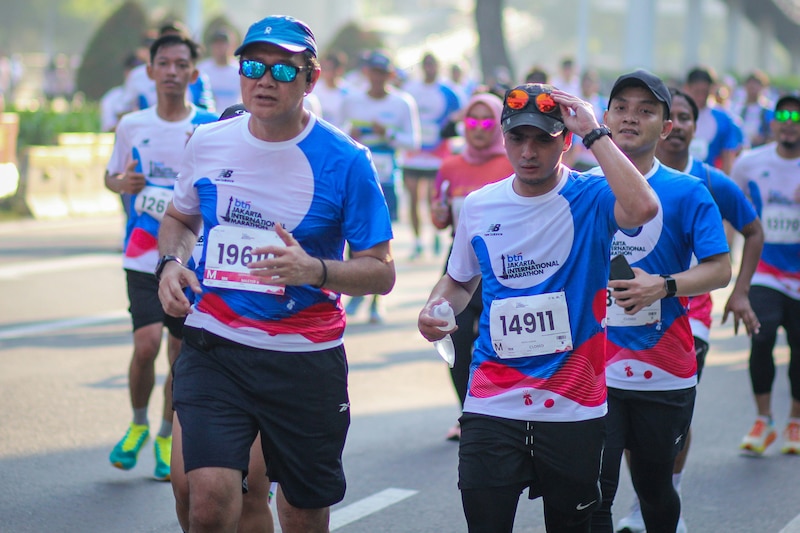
[505,89,558,114]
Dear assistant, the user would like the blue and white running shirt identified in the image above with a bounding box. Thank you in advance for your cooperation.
[173,113,393,352]
[448,167,619,422]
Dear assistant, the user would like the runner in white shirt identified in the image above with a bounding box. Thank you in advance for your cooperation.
[340,49,421,323]
[197,30,241,112]
[104,33,217,485]
[313,50,349,128]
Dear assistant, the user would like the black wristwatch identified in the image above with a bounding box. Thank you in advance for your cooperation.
[155,255,183,281]
[660,274,677,298]
[582,125,612,149]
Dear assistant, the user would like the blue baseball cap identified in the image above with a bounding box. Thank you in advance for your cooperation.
[234,15,317,57]
[362,50,393,72]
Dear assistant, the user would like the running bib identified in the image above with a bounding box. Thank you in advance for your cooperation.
[762,204,800,244]
[605,288,662,326]
[371,152,395,182]
[134,186,172,221]
[203,226,286,294]
[489,292,573,358]
[420,122,440,146]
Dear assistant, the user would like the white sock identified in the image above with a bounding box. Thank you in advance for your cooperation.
[673,472,683,495]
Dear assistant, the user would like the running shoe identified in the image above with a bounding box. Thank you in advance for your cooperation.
[409,242,423,260]
[369,309,383,324]
[616,497,645,533]
[109,423,149,470]
[153,435,172,481]
[740,416,777,455]
[781,420,800,455]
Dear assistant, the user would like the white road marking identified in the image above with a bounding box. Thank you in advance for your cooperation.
[330,488,418,530]
[781,513,800,533]
[0,310,128,340]
[270,488,418,532]
[0,254,121,280]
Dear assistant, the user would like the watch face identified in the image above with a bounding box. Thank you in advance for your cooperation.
[664,276,677,296]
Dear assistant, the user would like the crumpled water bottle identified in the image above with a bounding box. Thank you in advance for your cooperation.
[432,302,456,368]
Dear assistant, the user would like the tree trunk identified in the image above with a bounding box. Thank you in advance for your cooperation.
[475,0,514,87]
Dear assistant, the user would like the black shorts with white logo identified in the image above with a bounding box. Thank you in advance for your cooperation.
[606,386,696,462]
[174,327,350,509]
[458,412,605,515]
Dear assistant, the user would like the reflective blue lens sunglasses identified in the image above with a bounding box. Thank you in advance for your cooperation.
[239,59,309,82]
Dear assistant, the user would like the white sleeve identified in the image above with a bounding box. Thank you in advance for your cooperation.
[446,199,481,282]
[106,118,131,175]
[172,131,201,215]
[392,92,421,152]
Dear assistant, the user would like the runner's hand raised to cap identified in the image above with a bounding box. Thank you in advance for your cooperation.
[551,90,600,138]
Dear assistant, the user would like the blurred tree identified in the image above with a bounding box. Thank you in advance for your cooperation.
[0,0,117,54]
[324,21,385,72]
[75,0,148,100]
[475,0,514,86]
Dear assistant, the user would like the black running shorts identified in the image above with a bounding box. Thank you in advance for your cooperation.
[458,412,605,515]
[606,386,696,462]
[125,269,185,338]
[174,327,350,509]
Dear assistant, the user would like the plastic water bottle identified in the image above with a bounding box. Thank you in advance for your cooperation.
[432,302,456,368]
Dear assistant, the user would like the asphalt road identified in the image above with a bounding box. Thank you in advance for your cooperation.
[0,215,798,532]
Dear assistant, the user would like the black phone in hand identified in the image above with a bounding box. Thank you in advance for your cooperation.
[610,254,635,281]
[609,254,635,311]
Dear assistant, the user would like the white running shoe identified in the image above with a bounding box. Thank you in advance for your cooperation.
[616,497,645,533]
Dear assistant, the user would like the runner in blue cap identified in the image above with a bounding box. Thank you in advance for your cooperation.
[157,14,396,532]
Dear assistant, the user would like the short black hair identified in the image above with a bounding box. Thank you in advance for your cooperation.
[745,70,769,86]
[322,50,347,70]
[525,66,549,84]
[150,34,200,64]
[158,20,191,37]
[686,66,715,85]
[669,87,699,123]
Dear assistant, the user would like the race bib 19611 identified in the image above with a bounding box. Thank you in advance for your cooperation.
[489,292,573,358]
[134,186,172,221]
[605,288,661,327]
[204,225,286,294]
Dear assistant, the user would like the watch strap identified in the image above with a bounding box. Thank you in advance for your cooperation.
[155,255,183,281]
[582,125,612,149]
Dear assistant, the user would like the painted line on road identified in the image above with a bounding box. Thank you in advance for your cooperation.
[0,254,121,280]
[330,488,418,530]
[0,310,128,340]
[271,488,418,532]
[781,513,800,533]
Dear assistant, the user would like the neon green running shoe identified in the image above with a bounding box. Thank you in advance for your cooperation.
[153,435,172,481]
[109,423,149,470]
